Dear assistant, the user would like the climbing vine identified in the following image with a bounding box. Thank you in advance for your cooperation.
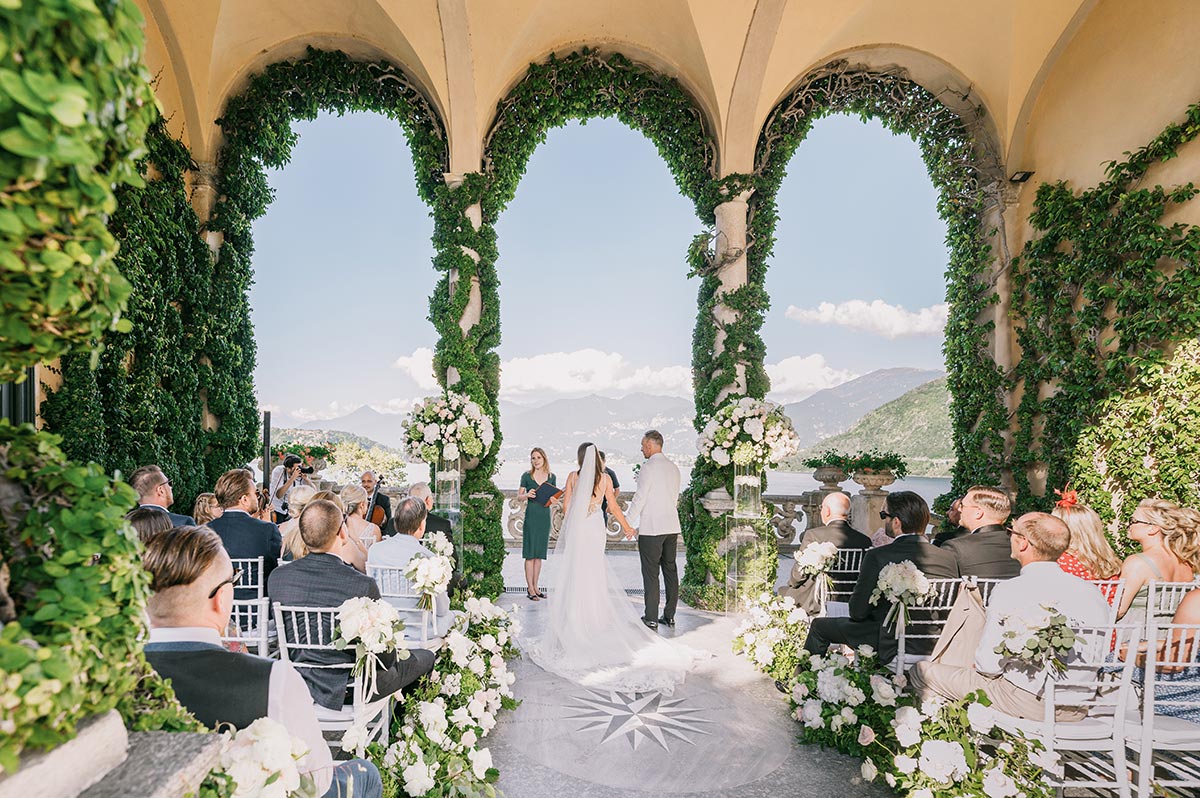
[1011,100,1200,515]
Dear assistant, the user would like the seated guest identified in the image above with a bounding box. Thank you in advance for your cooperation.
[142,526,382,798]
[941,485,1020,579]
[128,464,194,527]
[340,485,382,573]
[367,497,455,639]
[1050,493,1121,581]
[279,486,317,561]
[360,471,391,533]
[192,492,222,525]
[208,469,282,596]
[802,491,959,664]
[1115,498,1200,625]
[125,506,173,543]
[1132,586,1200,723]
[908,512,1111,720]
[779,492,870,616]
[408,482,451,538]
[932,497,969,547]
[268,500,436,711]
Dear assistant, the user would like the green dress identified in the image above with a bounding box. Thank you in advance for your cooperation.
[521,471,556,559]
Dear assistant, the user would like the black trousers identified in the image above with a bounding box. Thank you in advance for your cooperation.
[803,616,892,662]
[638,533,679,621]
[358,647,436,703]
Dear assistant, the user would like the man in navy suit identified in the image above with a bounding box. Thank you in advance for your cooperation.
[207,468,282,596]
[129,464,195,527]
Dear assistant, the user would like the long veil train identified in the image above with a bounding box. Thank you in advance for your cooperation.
[523,444,707,694]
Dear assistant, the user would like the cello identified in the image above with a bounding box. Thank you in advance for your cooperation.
[365,475,387,527]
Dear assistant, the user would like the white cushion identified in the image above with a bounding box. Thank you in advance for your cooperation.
[823,601,850,618]
[993,711,1114,741]
[1124,709,1200,748]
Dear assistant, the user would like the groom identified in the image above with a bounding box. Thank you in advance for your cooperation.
[624,430,681,630]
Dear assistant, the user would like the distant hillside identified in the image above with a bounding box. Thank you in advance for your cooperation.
[271,427,396,452]
[297,405,407,448]
[782,367,944,447]
[783,376,954,477]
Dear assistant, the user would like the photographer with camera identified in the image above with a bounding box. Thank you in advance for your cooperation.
[269,453,315,524]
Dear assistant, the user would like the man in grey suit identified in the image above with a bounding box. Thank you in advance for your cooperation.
[941,486,1019,579]
[129,464,195,527]
[802,491,960,664]
[268,500,435,710]
[779,492,871,615]
[624,430,682,629]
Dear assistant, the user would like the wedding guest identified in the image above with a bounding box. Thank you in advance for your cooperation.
[340,484,382,573]
[517,448,556,601]
[253,486,275,523]
[908,512,1111,720]
[408,483,451,538]
[142,526,382,798]
[1050,492,1121,581]
[932,497,969,547]
[192,492,222,526]
[1132,586,1200,723]
[207,469,282,596]
[279,486,318,561]
[1115,498,1200,624]
[366,497,454,640]
[360,471,391,533]
[802,491,959,664]
[125,506,172,543]
[598,450,620,527]
[779,492,870,616]
[128,465,194,527]
[941,485,1019,579]
[268,454,314,524]
[267,500,435,710]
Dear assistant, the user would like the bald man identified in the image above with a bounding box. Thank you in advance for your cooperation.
[779,492,871,615]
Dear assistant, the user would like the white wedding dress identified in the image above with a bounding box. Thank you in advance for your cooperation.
[524,445,707,694]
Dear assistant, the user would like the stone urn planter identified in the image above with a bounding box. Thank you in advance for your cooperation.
[852,468,896,494]
[813,466,848,491]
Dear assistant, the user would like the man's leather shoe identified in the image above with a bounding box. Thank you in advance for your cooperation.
[641,617,658,629]
[658,616,675,627]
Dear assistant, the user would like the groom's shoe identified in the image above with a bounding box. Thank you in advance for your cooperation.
[641,617,659,630]
[658,616,675,627]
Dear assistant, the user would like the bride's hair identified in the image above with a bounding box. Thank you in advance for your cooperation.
[576,441,606,496]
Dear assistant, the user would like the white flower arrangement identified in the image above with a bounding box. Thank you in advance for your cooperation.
[994,604,1077,678]
[405,554,455,611]
[402,391,495,465]
[333,596,409,746]
[697,396,800,469]
[424,529,456,559]
[868,560,933,633]
[731,592,811,682]
[215,717,317,798]
[792,540,839,606]
[377,594,520,797]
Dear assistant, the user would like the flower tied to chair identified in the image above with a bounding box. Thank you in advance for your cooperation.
[334,596,410,753]
[1053,487,1078,509]
[869,560,933,638]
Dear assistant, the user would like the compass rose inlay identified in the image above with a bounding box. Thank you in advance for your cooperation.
[564,690,713,751]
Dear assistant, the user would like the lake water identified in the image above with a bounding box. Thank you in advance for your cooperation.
[493,461,953,508]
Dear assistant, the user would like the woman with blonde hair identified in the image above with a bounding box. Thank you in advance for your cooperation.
[1115,498,1200,623]
[340,484,382,573]
[279,485,317,561]
[191,492,222,525]
[517,447,556,601]
[1050,491,1122,581]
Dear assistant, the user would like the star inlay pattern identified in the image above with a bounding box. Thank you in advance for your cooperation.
[564,690,712,751]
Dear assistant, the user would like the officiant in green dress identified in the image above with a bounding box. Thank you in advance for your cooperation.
[519,448,556,601]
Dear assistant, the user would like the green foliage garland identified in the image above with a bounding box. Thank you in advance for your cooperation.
[41,121,222,513]
[1011,101,1200,514]
[0,0,157,381]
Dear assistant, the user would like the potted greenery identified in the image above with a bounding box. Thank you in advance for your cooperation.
[849,449,909,492]
[801,449,855,490]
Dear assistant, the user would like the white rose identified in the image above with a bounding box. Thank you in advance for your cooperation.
[857,725,876,746]
[468,747,493,780]
[894,754,917,774]
[910,790,933,798]
[894,722,921,749]
[461,729,478,749]
[860,759,877,782]
[966,701,994,734]
[982,767,1019,798]
[402,761,436,795]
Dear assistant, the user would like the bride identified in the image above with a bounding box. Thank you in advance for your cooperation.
[524,442,706,693]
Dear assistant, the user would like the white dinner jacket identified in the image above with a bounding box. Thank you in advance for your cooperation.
[626,452,682,537]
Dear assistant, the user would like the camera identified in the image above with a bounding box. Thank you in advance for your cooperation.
[299,465,315,474]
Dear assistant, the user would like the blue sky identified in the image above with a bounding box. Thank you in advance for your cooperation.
[249,112,948,422]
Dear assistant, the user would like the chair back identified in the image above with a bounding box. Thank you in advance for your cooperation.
[972,577,1005,606]
[222,598,271,656]
[1147,580,1199,621]
[893,578,964,674]
[1088,578,1127,623]
[230,556,265,599]
[826,548,867,604]
[272,604,348,671]
[366,564,436,645]
[1134,621,1200,798]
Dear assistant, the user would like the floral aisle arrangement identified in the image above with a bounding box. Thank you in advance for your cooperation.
[697,397,801,469]
[402,391,496,465]
[200,717,318,798]
[792,541,839,606]
[406,553,455,612]
[334,596,410,748]
[859,693,1058,798]
[869,560,934,637]
[731,593,811,682]
[373,595,520,798]
[994,606,1077,679]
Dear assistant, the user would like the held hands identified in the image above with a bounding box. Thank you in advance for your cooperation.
[622,523,637,540]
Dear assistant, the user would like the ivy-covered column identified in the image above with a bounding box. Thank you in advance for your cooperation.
[710,190,754,401]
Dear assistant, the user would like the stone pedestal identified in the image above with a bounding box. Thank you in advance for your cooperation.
[0,711,128,798]
[849,472,895,535]
[82,732,222,798]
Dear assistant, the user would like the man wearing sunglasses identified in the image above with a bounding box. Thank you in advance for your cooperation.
[128,464,195,527]
[940,485,1020,579]
[143,526,382,798]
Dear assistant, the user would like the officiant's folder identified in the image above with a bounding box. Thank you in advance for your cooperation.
[530,482,563,506]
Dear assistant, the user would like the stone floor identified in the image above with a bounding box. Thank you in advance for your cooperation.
[490,549,889,798]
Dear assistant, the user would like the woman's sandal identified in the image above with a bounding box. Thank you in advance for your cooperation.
[526,591,540,601]
[537,590,548,599]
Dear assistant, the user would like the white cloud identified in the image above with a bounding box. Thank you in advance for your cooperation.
[785,299,949,339]
[369,398,416,415]
[765,355,858,404]
[391,346,438,390]
[499,348,693,399]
